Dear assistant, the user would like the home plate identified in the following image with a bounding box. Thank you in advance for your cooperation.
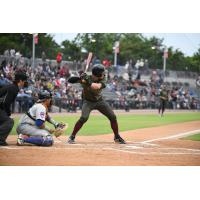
[125,145,143,149]
[54,140,62,143]
[140,142,159,147]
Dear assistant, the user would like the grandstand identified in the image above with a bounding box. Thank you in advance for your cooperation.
[0,54,200,112]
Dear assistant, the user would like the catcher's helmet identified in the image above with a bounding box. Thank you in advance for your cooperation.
[38,90,52,102]
[92,64,105,77]
[14,72,27,81]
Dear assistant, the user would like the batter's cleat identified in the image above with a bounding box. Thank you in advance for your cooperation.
[0,140,8,146]
[67,135,75,144]
[114,136,126,144]
[17,134,25,146]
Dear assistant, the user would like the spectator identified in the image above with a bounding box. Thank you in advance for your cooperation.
[56,52,62,67]
[170,88,178,109]
[102,59,111,68]
[42,51,46,63]
[0,74,9,87]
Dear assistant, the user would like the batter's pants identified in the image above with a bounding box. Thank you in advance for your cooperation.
[78,100,117,123]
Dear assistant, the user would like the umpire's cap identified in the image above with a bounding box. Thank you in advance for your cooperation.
[14,72,28,81]
[38,90,52,102]
[92,64,105,77]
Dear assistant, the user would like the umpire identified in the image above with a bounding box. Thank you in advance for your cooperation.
[67,64,126,144]
[0,72,27,146]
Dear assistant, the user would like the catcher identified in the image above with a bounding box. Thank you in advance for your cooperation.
[16,91,67,146]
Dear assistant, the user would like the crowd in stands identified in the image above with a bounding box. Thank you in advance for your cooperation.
[105,70,199,111]
[0,51,199,113]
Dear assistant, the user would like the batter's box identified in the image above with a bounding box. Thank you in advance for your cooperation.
[108,145,200,155]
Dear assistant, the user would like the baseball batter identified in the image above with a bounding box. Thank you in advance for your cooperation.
[16,91,65,146]
[67,64,126,144]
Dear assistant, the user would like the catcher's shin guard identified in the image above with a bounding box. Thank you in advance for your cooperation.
[42,136,54,146]
[23,135,53,146]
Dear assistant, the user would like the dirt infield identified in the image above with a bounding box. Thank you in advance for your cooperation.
[1,119,200,166]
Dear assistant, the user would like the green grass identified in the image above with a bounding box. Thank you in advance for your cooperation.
[11,112,200,136]
[182,133,200,141]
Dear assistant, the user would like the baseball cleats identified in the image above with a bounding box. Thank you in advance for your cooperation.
[17,134,25,146]
[114,135,126,144]
[67,135,75,144]
[0,140,8,146]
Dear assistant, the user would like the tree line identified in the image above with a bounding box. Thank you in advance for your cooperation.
[0,33,199,72]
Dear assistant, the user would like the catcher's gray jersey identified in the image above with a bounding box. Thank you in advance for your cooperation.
[17,103,50,137]
[19,103,47,125]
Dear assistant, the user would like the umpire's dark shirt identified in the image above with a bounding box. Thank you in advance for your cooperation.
[0,83,19,116]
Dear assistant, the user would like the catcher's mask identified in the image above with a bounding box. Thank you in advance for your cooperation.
[92,64,105,78]
[37,90,52,106]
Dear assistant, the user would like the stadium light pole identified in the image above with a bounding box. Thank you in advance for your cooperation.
[113,41,120,67]
[114,49,117,67]
[32,34,35,68]
[151,45,168,81]
[163,47,168,81]
[31,33,38,68]
[91,39,96,56]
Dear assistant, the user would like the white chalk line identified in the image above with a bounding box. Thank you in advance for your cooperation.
[1,129,200,156]
[125,145,143,149]
[105,147,200,155]
[126,141,159,147]
[141,129,200,144]
[0,146,24,150]
[2,145,200,156]
[0,146,118,151]
[162,147,200,152]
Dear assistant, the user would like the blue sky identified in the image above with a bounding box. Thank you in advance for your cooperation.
[52,33,200,57]
[143,33,200,56]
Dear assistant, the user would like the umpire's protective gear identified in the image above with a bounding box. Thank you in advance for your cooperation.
[0,82,21,145]
[0,110,14,145]
[92,64,105,77]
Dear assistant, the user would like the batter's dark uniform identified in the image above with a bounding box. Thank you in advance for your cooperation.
[158,87,168,117]
[67,64,126,144]
[0,73,27,146]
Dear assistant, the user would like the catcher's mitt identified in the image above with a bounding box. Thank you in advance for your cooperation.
[53,123,68,137]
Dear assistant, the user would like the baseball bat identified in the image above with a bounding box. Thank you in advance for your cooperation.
[85,52,93,72]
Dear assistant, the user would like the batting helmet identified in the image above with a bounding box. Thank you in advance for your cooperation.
[92,64,105,77]
[38,90,52,102]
